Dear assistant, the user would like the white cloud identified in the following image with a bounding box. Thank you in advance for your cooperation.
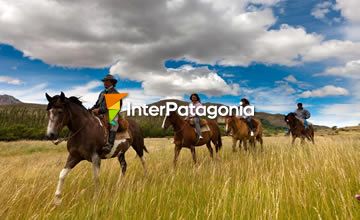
[303,40,360,63]
[0,75,23,85]
[312,103,360,127]
[336,0,360,23]
[311,1,333,20]
[311,1,342,25]
[0,0,348,70]
[320,60,360,79]
[112,64,240,97]
[241,83,298,114]
[283,75,297,83]
[0,80,169,108]
[299,85,349,98]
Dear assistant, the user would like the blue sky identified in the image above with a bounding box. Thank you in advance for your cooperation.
[0,0,359,126]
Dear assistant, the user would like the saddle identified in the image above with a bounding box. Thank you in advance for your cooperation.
[98,114,129,132]
[186,117,208,127]
[239,117,259,132]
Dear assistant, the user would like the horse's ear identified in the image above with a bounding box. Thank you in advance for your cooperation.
[45,93,52,102]
[60,92,65,101]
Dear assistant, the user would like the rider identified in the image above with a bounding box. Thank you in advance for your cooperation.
[294,103,311,128]
[189,93,204,140]
[240,98,255,137]
[90,74,121,154]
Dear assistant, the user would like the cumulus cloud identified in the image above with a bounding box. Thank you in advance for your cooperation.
[282,74,309,88]
[0,80,169,107]
[336,0,360,23]
[312,2,332,19]
[302,40,360,63]
[0,75,23,85]
[112,64,240,97]
[312,103,360,127]
[0,0,349,70]
[320,60,360,79]
[299,85,349,98]
[311,1,339,24]
[241,82,299,113]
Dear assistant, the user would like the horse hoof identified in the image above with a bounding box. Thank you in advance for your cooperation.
[355,194,360,201]
[53,196,62,206]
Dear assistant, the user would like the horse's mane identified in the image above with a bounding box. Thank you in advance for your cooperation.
[67,96,87,111]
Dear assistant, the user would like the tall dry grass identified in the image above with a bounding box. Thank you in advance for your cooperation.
[0,135,360,219]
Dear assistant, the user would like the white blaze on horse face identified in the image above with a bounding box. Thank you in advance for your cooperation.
[47,109,58,136]
[225,119,229,133]
[161,115,167,129]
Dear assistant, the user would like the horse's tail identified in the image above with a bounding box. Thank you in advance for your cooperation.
[217,129,222,150]
[214,122,222,150]
[143,145,149,153]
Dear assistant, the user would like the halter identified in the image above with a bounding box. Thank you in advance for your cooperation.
[51,103,88,145]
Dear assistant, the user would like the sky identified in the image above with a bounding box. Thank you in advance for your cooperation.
[0,0,359,127]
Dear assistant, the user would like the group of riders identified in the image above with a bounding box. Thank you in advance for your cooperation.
[90,74,312,153]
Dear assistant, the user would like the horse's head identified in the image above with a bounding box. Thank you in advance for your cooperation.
[284,112,296,124]
[225,115,236,135]
[45,92,70,140]
[161,110,177,130]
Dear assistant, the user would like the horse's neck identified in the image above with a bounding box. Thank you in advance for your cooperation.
[290,118,302,130]
[171,114,186,131]
[232,117,246,133]
[67,104,91,132]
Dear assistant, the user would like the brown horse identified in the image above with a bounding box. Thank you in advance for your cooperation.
[225,116,263,151]
[45,92,148,205]
[162,111,222,167]
[285,112,315,145]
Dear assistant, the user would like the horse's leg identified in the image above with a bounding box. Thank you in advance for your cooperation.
[91,153,101,190]
[238,140,242,151]
[232,138,237,152]
[54,154,81,205]
[300,137,305,145]
[258,137,264,151]
[206,142,214,158]
[118,151,127,176]
[291,136,296,146]
[243,140,248,151]
[173,146,181,168]
[190,146,197,164]
[139,155,147,176]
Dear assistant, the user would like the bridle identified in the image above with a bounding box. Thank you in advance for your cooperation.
[50,103,88,145]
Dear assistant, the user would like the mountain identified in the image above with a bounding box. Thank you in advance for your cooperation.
[0,94,22,105]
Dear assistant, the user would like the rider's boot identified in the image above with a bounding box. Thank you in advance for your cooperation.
[103,131,117,154]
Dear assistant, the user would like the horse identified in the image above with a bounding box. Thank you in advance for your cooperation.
[284,112,315,145]
[45,92,148,205]
[225,116,263,151]
[161,111,222,167]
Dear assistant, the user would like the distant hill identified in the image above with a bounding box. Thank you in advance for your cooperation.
[0,94,22,105]
[0,97,330,140]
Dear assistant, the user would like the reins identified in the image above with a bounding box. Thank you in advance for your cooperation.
[51,124,86,145]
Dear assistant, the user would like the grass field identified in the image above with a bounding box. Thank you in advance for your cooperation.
[1,135,360,219]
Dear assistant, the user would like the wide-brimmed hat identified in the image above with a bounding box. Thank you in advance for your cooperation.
[101,74,118,84]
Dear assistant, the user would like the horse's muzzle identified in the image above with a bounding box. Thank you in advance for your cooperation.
[46,132,58,140]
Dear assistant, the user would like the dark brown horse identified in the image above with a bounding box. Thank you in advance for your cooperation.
[45,92,148,205]
[225,116,263,151]
[162,111,222,167]
[285,112,315,145]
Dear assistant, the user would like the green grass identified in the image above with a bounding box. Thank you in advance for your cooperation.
[1,135,360,219]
